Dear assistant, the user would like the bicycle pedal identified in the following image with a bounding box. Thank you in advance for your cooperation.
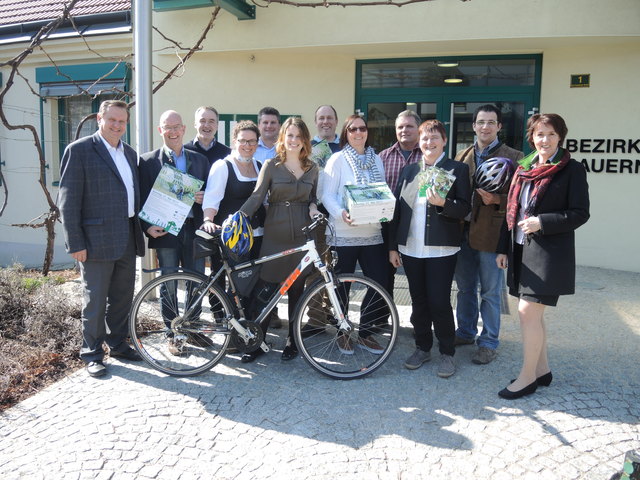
[260,342,272,353]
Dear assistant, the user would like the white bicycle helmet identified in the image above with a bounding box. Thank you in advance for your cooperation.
[474,157,515,193]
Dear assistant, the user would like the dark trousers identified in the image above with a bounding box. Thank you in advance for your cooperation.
[402,253,458,356]
[79,220,137,363]
[253,269,307,346]
[334,242,389,338]
[156,220,205,322]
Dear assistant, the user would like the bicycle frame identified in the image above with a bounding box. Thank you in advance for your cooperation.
[185,218,350,352]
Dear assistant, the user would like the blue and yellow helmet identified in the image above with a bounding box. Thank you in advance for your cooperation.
[221,211,254,258]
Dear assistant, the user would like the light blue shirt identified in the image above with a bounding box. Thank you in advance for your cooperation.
[164,146,187,173]
[164,146,192,217]
[254,138,276,162]
[474,137,501,166]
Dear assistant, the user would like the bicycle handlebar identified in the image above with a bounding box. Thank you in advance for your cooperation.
[196,228,221,242]
[197,213,326,250]
[302,213,327,238]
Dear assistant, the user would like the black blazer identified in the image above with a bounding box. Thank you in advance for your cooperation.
[500,155,590,296]
[138,147,210,249]
[389,157,471,251]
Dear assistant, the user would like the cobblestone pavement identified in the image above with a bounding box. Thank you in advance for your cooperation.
[1,266,638,479]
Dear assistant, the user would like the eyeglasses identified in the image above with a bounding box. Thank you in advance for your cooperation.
[347,126,368,133]
[161,124,184,132]
[474,121,498,127]
[237,139,258,146]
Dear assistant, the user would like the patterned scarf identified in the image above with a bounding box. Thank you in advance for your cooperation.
[506,148,570,231]
[342,144,383,185]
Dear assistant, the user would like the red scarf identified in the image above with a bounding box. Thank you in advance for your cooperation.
[506,149,570,231]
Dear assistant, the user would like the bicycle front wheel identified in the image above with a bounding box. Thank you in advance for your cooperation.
[129,272,233,376]
[293,274,398,379]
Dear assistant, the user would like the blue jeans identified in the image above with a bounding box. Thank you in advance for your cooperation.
[156,221,205,322]
[454,232,504,350]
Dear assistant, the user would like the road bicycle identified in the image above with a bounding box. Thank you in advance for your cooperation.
[128,215,399,379]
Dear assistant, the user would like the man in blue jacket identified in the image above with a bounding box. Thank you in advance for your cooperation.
[139,110,210,277]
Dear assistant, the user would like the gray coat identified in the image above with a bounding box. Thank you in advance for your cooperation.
[58,132,145,261]
[241,158,318,283]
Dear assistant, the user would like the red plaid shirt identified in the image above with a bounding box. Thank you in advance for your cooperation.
[379,142,422,193]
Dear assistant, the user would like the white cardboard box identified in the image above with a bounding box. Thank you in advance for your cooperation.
[343,182,396,225]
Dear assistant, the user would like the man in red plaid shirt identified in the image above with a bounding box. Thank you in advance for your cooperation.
[380,110,422,193]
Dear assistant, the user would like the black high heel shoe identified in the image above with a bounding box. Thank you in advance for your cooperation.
[498,380,538,400]
[510,371,553,387]
[281,338,298,361]
[241,349,264,363]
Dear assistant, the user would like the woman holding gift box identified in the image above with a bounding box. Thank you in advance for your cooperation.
[320,114,390,356]
[388,120,471,378]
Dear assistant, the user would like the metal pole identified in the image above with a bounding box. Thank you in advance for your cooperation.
[133,0,155,288]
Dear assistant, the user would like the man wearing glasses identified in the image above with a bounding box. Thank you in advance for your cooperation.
[453,104,523,365]
[185,106,231,167]
[139,110,210,281]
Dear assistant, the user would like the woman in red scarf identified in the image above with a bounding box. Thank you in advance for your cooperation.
[496,113,590,399]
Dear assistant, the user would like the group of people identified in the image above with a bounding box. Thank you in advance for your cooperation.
[58,100,590,400]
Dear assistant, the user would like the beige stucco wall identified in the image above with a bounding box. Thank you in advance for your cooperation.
[153,0,640,54]
[539,41,640,272]
[1,0,639,271]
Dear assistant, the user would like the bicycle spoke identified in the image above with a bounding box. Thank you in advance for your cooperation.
[294,274,398,379]
[129,272,233,376]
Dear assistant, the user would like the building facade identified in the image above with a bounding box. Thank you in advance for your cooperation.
[1,0,639,271]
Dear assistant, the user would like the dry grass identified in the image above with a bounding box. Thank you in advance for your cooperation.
[0,266,83,411]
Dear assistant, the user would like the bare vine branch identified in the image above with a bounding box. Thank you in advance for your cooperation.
[0,170,7,217]
[153,27,192,51]
[0,0,81,273]
[150,7,221,95]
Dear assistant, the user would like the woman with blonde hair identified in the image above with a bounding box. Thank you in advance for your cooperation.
[240,117,320,362]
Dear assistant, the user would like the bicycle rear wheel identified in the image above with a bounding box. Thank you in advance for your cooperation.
[129,272,233,376]
[293,274,398,379]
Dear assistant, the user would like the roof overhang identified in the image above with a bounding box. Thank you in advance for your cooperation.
[153,0,255,20]
[0,11,132,46]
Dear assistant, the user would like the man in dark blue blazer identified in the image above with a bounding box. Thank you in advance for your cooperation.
[139,110,209,271]
[138,111,210,354]
[58,100,145,377]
